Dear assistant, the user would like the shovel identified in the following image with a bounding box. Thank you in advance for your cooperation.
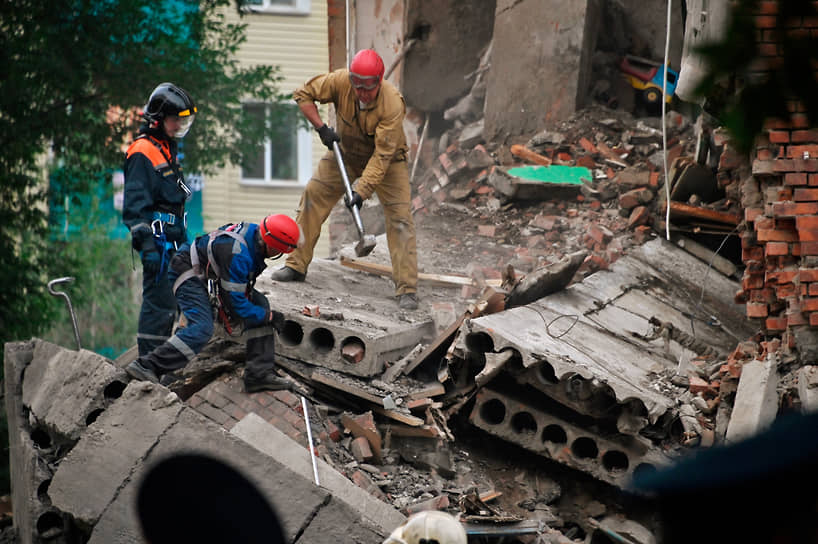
[332,140,377,257]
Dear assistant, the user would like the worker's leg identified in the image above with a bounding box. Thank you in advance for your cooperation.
[283,155,346,275]
[243,289,289,392]
[136,250,177,356]
[139,276,214,376]
[374,160,418,296]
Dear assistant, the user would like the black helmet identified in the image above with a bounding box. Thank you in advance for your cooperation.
[143,82,197,137]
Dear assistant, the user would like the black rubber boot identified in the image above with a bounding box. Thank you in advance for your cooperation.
[244,333,290,393]
[271,266,305,282]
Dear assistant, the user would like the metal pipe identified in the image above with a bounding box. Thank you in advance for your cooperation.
[384,38,417,81]
[411,113,430,183]
[301,396,320,486]
[47,277,81,350]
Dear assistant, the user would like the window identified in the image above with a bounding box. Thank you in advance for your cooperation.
[241,103,311,186]
[243,0,310,15]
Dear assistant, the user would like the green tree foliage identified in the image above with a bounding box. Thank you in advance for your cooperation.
[695,0,818,152]
[0,0,287,350]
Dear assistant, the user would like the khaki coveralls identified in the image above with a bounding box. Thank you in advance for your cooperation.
[287,69,418,296]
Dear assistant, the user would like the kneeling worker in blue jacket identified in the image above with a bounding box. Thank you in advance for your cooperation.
[126,214,303,393]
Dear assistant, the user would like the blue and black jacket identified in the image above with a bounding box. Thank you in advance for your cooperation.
[122,125,188,248]
[173,223,269,327]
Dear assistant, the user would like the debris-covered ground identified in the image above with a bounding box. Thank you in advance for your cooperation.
[160,100,757,543]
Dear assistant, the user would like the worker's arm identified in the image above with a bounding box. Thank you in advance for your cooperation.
[294,71,343,149]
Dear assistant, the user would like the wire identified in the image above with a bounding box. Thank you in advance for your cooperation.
[662,0,673,241]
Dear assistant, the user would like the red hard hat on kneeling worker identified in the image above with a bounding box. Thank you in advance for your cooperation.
[261,215,302,254]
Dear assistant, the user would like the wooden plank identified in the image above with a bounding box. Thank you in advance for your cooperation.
[310,372,385,405]
[340,256,502,287]
[665,201,740,225]
[405,382,446,400]
[371,405,425,426]
[510,144,552,166]
[382,424,439,438]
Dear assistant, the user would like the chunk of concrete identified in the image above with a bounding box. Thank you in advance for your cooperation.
[49,383,184,526]
[231,413,405,534]
[725,355,779,444]
[798,365,818,413]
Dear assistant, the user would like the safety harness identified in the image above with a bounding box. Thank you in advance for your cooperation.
[172,223,252,335]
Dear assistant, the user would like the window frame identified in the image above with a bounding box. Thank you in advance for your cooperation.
[240,102,312,188]
[242,0,310,16]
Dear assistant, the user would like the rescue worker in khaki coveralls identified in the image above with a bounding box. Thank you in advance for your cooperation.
[272,49,419,310]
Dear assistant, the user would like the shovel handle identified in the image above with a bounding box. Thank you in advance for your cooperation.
[332,141,367,237]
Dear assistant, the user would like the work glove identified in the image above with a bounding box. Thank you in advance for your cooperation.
[344,190,363,210]
[163,222,187,245]
[131,224,154,252]
[140,248,160,278]
[317,123,340,150]
[267,310,286,333]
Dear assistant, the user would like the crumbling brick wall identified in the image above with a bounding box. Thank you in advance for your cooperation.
[736,0,818,357]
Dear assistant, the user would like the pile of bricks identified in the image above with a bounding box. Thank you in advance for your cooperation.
[734,1,818,349]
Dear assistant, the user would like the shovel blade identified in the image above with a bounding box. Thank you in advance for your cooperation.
[355,235,377,257]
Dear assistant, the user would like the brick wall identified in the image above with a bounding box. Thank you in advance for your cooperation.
[737,0,818,352]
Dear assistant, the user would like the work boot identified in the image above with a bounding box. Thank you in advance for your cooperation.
[244,372,291,393]
[271,266,305,282]
[126,359,159,384]
[159,372,183,387]
[398,293,419,310]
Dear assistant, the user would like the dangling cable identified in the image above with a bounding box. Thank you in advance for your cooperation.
[663,0,673,241]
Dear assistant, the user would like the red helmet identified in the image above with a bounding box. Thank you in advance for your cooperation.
[349,49,384,90]
[260,215,300,254]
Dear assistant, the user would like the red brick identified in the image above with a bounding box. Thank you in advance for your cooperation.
[757,148,774,161]
[273,389,300,408]
[743,246,765,261]
[804,242,818,255]
[745,207,764,222]
[766,241,790,256]
[769,130,790,143]
[798,229,818,242]
[757,1,778,15]
[784,172,808,186]
[765,316,788,330]
[756,228,799,242]
[791,130,818,143]
[775,283,797,298]
[742,273,765,290]
[802,298,818,312]
[799,268,818,282]
[796,216,818,230]
[788,145,818,159]
[478,224,496,237]
[746,302,769,317]
[628,206,651,229]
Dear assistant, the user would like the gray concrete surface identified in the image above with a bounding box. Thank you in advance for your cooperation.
[231,412,406,532]
[725,353,780,444]
[4,338,389,543]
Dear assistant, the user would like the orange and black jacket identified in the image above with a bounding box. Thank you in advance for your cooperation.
[122,126,188,248]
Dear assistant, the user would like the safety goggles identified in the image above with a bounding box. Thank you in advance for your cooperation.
[349,72,381,91]
[171,113,196,139]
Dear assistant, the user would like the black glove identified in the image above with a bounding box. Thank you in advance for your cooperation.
[268,310,286,333]
[131,224,153,252]
[163,222,187,245]
[317,124,340,150]
[344,191,363,210]
[140,248,160,277]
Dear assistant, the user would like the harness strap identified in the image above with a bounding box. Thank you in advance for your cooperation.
[171,224,248,294]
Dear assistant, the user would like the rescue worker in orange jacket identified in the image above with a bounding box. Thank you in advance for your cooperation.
[122,82,196,356]
[271,49,419,310]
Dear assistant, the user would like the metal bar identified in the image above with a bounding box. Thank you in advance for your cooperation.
[47,277,81,350]
[332,141,366,237]
[301,396,320,486]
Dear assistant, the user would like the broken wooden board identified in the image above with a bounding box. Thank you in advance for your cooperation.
[510,144,552,166]
[340,256,502,288]
[664,201,740,225]
[404,286,506,377]
[311,371,424,426]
